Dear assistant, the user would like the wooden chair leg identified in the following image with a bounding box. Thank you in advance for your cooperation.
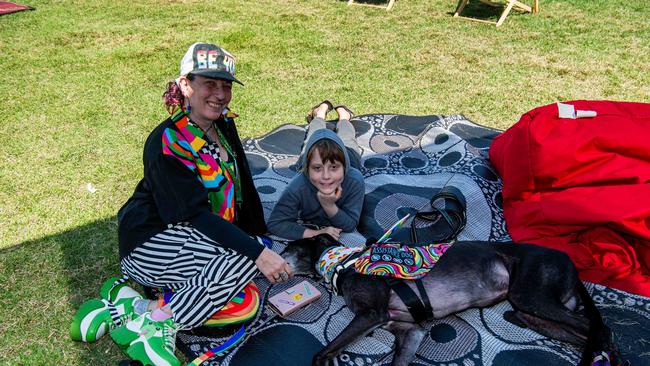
[496,0,516,26]
[454,0,469,17]
[512,0,532,12]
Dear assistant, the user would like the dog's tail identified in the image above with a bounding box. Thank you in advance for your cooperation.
[576,282,627,366]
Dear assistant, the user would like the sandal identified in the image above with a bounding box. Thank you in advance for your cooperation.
[306,100,334,123]
[333,104,355,120]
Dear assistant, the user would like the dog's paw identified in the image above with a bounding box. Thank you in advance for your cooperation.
[504,310,528,328]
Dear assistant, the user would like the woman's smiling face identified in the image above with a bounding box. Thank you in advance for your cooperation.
[182,75,232,125]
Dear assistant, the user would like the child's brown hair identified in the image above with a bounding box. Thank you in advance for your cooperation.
[304,139,346,171]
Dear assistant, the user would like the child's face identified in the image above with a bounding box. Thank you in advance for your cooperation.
[308,149,344,195]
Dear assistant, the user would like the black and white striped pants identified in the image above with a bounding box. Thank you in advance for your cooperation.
[121,223,259,328]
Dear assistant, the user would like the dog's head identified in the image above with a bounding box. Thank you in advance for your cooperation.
[282,234,341,276]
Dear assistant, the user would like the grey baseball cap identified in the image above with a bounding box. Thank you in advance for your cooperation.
[179,42,243,85]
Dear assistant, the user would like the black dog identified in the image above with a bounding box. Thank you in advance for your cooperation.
[282,234,620,366]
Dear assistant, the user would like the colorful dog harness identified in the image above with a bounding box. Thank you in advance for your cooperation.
[317,242,453,296]
[317,246,364,292]
[355,243,452,280]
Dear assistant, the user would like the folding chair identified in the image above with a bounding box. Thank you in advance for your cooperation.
[348,0,396,11]
[454,0,539,27]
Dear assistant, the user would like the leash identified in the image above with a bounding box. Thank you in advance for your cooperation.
[382,130,473,244]
[188,324,247,366]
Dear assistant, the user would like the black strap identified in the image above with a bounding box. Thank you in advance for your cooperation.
[415,279,433,320]
[386,278,432,323]
[409,186,467,244]
[331,251,364,295]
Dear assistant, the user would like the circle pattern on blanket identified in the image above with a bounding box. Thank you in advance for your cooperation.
[374,193,429,230]
[493,191,503,209]
[449,123,499,149]
[429,322,456,343]
[351,119,372,137]
[229,325,323,366]
[421,126,463,154]
[246,153,269,176]
[370,134,413,154]
[435,133,449,145]
[438,151,463,167]
[257,127,304,155]
[473,164,499,182]
[272,156,299,178]
[400,150,428,169]
[363,157,388,169]
[257,185,275,194]
[386,115,443,136]
[593,304,650,358]
[418,317,479,362]
[253,178,286,202]
[493,349,573,366]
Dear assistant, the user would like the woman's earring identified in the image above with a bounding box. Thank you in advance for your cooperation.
[186,101,191,114]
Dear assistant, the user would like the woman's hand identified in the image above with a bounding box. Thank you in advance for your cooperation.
[303,226,342,240]
[317,186,342,217]
[255,248,293,284]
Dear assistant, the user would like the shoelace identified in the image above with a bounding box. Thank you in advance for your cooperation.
[162,320,188,352]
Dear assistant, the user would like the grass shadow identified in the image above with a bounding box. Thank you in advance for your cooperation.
[0,216,127,364]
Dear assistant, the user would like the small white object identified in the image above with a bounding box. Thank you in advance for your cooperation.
[557,102,576,118]
[576,109,597,118]
[86,183,97,193]
[557,102,597,119]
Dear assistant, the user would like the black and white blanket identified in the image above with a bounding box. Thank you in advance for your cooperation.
[177,114,650,366]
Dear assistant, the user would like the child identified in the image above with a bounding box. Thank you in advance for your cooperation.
[268,101,365,241]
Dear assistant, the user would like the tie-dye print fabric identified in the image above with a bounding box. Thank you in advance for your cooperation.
[355,243,452,280]
[317,246,364,284]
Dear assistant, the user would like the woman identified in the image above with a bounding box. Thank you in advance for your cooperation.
[71,42,292,366]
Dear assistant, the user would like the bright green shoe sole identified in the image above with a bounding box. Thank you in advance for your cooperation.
[70,299,111,343]
[126,339,181,366]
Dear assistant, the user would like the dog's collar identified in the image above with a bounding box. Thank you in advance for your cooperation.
[317,246,364,294]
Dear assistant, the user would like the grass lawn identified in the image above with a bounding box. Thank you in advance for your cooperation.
[0,0,648,364]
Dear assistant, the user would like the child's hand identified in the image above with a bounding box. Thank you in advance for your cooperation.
[303,226,342,240]
[319,226,342,240]
[317,186,342,214]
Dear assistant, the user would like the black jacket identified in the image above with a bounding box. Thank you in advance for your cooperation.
[117,110,267,260]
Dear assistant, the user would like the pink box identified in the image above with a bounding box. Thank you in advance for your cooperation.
[268,280,322,316]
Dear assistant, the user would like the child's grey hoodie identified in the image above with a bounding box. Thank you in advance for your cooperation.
[267,128,365,240]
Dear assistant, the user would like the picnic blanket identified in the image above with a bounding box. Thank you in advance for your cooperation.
[490,100,650,297]
[176,113,650,366]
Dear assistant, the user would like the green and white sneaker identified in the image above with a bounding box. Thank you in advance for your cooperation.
[70,278,142,343]
[111,312,181,366]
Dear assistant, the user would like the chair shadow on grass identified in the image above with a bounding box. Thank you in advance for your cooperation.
[337,0,392,8]
[448,1,522,23]
[0,216,128,365]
